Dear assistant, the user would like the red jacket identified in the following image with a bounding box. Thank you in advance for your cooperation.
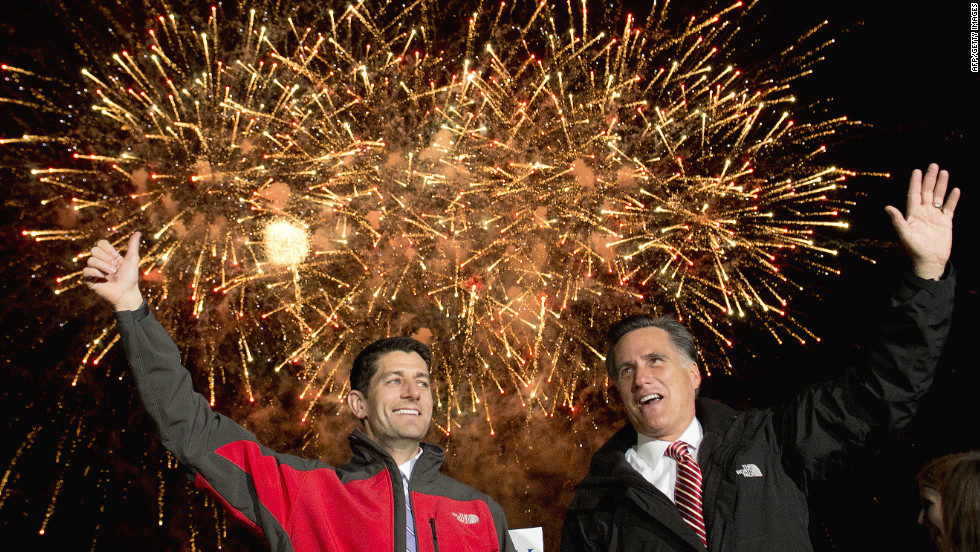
[115,303,515,552]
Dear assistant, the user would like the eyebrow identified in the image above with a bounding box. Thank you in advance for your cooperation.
[616,353,666,374]
[383,369,431,380]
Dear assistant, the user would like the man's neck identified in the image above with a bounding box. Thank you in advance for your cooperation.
[360,428,422,464]
[636,416,703,448]
[380,439,422,465]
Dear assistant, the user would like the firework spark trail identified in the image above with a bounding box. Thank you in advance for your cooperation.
[5,0,861,430]
[7,0,862,431]
[478,0,865,377]
[12,6,378,392]
[2,0,864,545]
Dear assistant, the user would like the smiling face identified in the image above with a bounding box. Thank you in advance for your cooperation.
[347,350,433,463]
[612,326,701,441]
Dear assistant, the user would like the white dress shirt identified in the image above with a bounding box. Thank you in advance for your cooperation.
[624,418,704,503]
[399,448,424,492]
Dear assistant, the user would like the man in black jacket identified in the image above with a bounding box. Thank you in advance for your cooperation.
[560,163,960,552]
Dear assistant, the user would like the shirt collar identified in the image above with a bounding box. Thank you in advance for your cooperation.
[398,447,424,481]
[634,417,703,467]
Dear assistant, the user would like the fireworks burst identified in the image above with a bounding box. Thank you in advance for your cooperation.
[2,0,864,546]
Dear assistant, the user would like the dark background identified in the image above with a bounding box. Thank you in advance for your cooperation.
[1,1,977,550]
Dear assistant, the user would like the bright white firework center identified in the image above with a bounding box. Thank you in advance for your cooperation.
[262,219,311,267]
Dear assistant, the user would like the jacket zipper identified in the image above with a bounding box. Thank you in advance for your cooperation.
[395,462,419,552]
[429,517,439,552]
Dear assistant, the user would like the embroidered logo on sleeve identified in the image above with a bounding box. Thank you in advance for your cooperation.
[736,464,763,478]
[452,512,480,524]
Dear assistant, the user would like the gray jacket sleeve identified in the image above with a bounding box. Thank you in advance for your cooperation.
[113,302,320,537]
[114,302,257,468]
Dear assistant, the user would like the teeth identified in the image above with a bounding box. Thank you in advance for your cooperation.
[639,393,663,404]
[393,409,419,415]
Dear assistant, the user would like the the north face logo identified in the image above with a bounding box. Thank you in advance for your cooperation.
[736,463,763,477]
[453,513,479,524]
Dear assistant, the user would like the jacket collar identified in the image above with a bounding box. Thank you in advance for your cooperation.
[695,396,739,433]
[579,424,650,488]
[347,429,447,477]
[584,396,738,483]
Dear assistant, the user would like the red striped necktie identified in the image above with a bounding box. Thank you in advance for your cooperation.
[666,440,707,547]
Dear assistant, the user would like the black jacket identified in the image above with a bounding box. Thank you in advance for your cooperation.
[561,268,955,552]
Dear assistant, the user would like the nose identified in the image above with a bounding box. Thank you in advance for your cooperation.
[917,509,925,526]
[402,380,421,400]
[632,364,655,388]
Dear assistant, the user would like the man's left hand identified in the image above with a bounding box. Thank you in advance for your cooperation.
[885,163,960,280]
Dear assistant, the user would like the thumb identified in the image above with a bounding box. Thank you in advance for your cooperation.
[884,206,906,233]
[123,232,142,263]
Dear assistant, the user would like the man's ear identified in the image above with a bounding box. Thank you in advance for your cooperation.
[687,361,702,390]
[347,389,368,420]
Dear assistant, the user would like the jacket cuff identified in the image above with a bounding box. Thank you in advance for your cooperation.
[113,299,151,323]
[895,263,955,303]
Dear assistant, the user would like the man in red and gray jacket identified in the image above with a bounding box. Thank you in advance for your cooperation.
[84,233,516,552]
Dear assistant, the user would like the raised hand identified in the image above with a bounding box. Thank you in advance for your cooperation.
[82,232,144,311]
[884,164,960,280]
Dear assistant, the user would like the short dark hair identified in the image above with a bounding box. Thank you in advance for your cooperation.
[349,337,432,393]
[605,315,697,378]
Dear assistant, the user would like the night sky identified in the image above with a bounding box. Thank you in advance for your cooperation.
[1,1,977,551]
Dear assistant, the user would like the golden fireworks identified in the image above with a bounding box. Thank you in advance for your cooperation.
[3,0,863,543]
[8,0,861,418]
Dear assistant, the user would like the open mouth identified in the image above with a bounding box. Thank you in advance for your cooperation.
[393,409,421,416]
[639,393,663,405]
